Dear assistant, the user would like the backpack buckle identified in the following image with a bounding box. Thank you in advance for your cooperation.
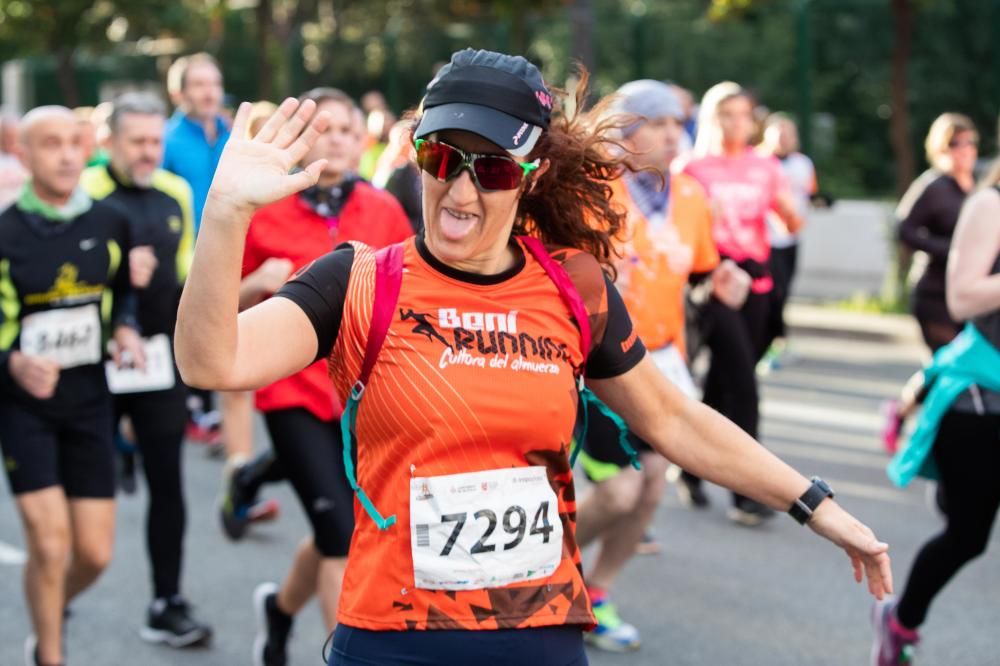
[351,380,366,400]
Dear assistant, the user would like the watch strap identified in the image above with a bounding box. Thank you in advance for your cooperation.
[789,477,834,525]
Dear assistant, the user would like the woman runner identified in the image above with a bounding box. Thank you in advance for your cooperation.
[873,160,1000,666]
[675,82,803,525]
[175,50,892,666]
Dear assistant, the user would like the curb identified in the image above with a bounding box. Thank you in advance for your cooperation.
[785,303,921,344]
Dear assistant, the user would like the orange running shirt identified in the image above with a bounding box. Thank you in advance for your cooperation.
[277,235,645,631]
[610,173,719,356]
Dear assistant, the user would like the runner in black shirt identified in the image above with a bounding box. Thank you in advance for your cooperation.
[80,92,211,648]
[883,115,979,457]
[0,105,143,666]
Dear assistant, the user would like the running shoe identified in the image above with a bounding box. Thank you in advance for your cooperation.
[673,469,710,509]
[140,596,212,648]
[634,531,662,556]
[187,408,224,451]
[114,429,138,495]
[220,461,255,541]
[116,449,138,495]
[186,421,223,446]
[756,347,779,376]
[220,459,280,540]
[585,598,641,652]
[23,634,37,666]
[253,582,293,666]
[727,498,775,527]
[880,400,903,455]
[870,598,919,665]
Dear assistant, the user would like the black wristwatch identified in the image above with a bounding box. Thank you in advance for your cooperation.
[788,477,834,525]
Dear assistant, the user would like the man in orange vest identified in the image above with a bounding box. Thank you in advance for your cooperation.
[576,80,750,653]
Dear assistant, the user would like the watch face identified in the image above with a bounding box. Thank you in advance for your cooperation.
[811,476,834,497]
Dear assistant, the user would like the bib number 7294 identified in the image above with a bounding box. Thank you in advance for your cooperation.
[437,501,554,557]
[410,466,564,591]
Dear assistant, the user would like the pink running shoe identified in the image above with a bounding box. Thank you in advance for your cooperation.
[880,400,903,455]
[870,599,919,665]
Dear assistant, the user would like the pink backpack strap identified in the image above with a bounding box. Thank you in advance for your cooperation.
[355,242,405,391]
[519,237,639,471]
[341,241,405,531]
[518,236,592,361]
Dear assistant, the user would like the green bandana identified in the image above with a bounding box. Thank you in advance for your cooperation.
[16,181,92,222]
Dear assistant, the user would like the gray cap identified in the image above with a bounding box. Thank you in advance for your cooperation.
[615,80,684,137]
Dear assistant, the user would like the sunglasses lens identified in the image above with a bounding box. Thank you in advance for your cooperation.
[473,156,523,191]
[415,141,526,191]
[416,141,463,181]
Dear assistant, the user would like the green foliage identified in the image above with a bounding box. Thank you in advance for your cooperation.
[1,0,996,200]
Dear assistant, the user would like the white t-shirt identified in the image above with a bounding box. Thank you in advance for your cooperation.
[767,152,816,249]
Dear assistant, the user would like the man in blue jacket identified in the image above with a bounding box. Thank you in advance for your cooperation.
[163,53,231,442]
[163,52,230,235]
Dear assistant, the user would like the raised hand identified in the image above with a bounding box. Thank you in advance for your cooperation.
[207,98,331,217]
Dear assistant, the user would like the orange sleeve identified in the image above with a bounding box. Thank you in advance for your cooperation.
[683,177,720,274]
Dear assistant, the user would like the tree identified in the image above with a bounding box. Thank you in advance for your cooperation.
[889,0,915,197]
[0,0,208,107]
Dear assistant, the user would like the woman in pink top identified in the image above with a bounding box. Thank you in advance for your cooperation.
[677,82,802,526]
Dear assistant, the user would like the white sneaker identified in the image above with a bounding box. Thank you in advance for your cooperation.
[24,634,37,666]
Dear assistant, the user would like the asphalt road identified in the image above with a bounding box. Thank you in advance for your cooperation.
[2,317,998,666]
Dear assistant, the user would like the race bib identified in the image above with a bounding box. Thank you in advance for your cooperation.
[105,334,175,394]
[651,344,698,399]
[410,466,563,591]
[20,304,102,369]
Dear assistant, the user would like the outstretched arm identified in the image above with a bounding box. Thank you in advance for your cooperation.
[175,98,330,390]
[588,357,894,600]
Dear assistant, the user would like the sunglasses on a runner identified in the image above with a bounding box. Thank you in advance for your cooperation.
[414,139,541,193]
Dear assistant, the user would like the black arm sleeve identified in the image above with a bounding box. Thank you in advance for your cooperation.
[898,180,952,260]
[273,244,355,363]
[585,275,647,379]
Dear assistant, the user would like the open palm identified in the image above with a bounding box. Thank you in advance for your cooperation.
[210,97,331,212]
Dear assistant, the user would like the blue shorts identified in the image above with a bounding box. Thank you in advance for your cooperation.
[327,624,588,666]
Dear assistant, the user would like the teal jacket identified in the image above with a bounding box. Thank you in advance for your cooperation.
[888,322,1000,487]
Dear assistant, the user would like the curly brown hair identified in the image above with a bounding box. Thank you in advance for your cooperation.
[407,67,636,275]
[515,68,634,276]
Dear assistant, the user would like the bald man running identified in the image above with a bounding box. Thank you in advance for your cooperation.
[0,106,144,666]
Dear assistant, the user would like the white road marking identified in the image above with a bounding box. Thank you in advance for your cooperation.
[0,540,26,566]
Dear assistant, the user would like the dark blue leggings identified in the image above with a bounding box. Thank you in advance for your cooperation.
[327,624,588,666]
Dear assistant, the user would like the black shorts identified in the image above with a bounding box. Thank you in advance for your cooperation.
[0,396,115,498]
[328,624,587,666]
[578,396,651,482]
[264,407,355,558]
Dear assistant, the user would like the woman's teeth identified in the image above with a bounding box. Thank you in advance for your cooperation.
[446,208,475,220]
